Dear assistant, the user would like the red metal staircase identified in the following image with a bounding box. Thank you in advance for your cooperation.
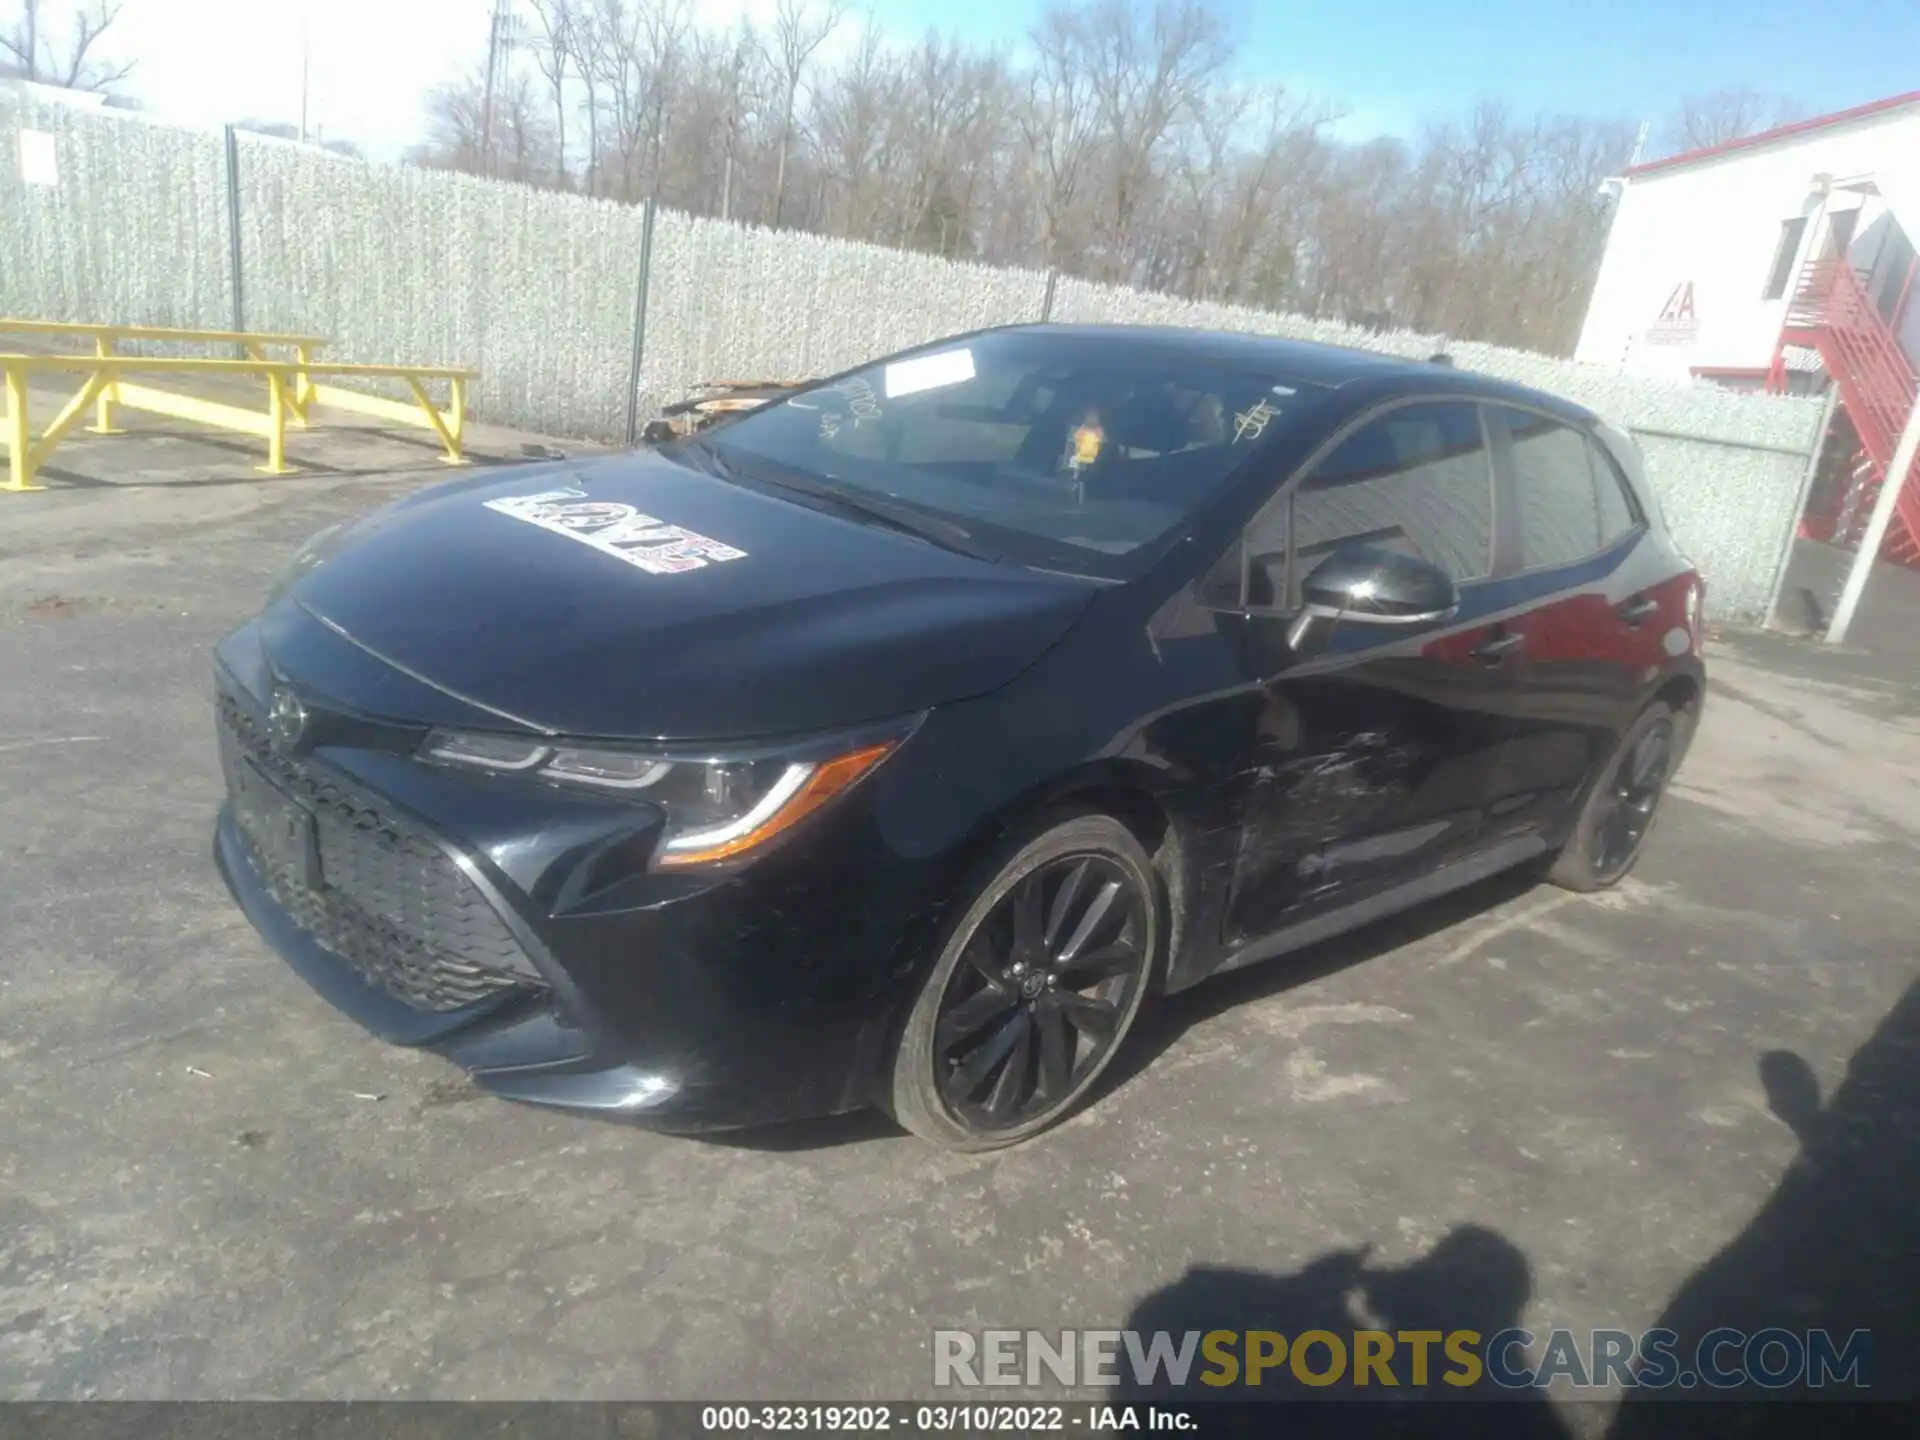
[1776,259,1920,565]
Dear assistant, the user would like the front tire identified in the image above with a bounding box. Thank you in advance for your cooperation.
[890,813,1161,1151]
[1546,701,1681,893]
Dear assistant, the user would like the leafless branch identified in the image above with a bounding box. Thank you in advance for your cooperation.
[399,0,1642,354]
[1660,88,1804,155]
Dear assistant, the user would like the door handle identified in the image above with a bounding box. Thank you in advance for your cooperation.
[1617,595,1659,626]
[1470,630,1524,665]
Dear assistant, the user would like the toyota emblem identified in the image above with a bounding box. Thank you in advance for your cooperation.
[268,685,310,753]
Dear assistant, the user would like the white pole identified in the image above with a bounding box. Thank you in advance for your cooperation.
[1826,395,1920,645]
[1762,387,1838,628]
[299,12,310,145]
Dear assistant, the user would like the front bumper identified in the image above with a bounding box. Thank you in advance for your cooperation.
[210,622,946,1132]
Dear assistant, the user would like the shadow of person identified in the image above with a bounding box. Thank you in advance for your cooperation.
[1611,981,1920,1437]
[1115,1225,1572,1439]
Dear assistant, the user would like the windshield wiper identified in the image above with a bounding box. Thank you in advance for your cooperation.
[700,443,999,561]
[800,484,994,559]
[675,434,738,480]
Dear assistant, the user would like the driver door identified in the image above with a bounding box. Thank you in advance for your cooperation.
[1220,400,1523,944]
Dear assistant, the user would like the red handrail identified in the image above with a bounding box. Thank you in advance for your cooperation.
[1786,256,1920,562]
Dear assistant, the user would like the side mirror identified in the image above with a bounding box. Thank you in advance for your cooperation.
[1286,544,1460,650]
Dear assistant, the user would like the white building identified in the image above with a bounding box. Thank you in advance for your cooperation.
[1575,91,1920,560]
[1577,90,1920,387]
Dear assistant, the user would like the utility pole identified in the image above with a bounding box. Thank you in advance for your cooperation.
[481,2,507,174]
[720,40,746,223]
[299,9,311,144]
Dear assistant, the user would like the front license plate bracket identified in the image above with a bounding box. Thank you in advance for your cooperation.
[236,759,324,891]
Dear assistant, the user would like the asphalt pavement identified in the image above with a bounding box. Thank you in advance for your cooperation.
[3,416,1918,1432]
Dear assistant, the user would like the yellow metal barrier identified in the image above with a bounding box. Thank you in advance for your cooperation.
[0,352,475,492]
[0,319,332,441]
[0,319,327,347]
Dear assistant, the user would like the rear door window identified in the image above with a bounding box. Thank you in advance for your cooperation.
[1493,407,1614,570]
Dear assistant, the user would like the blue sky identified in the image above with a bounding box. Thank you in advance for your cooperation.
[887,0,1920,141]
[120,0,1920,160]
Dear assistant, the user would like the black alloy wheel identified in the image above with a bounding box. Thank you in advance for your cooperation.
[1590,716,1675,879]
[891,813,1160,1149]
[1547,700,1682,893]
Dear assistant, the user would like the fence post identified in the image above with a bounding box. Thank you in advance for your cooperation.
[623,197,659,448]
[1040,270,1059,323]
[222,125,246,354]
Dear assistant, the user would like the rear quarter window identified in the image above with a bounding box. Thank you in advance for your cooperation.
[1590,441,1642,546]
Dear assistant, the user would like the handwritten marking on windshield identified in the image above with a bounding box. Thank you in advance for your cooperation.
[828,377,883,427]
[1235,399,1279,443]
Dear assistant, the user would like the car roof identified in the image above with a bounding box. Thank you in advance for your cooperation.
[991,323,1597,423]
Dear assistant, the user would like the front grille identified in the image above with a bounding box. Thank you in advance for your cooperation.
[218,690,541,1013]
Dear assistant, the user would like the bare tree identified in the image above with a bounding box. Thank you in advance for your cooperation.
[1659,88,1803,154]
[590,0,695,202]
[637,0,692,195]
[526,0,578,186]
[566,0,608,194]
[422,63,558,184]
[1021,5,1101,266]
[811,17,899,237]
[715,24,760,221]
[1,0,133,90]
[401,0,1637,356]
[421,67,491,174]
[593,0,648,200]
[1083,0,1227,282]
[763,0,843,227]
[890,35,1013,255]
[494,68,555,183]
[421,70,488,173]
[1174,86,1330,303]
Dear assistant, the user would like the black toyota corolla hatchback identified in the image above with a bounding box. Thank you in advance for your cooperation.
[213,324,1704,1149]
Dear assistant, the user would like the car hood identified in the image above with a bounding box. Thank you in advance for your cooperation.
[283,452,1098,739]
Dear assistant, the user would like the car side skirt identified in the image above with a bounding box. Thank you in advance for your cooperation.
[1205,831,1551,981]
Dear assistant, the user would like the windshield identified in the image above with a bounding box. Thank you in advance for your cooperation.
[704,330,1329,578]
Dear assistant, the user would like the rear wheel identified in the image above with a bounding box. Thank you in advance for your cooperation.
[1546,701,1680,893]
[890,813,1160,1150]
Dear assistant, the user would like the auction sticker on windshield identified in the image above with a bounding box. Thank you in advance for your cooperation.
[485,487,747,575]
[883,348,975,399]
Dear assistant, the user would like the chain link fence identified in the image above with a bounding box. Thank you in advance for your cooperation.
[1,89,1828,622]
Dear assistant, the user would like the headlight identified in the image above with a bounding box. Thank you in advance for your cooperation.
[267,522,347,603]
[418,723,911,868]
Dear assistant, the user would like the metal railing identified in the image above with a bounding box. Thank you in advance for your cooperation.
[1779,261,1920,565]
[0,319,475,492]
[1784,262,1917,461]
[0,318,327,351]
